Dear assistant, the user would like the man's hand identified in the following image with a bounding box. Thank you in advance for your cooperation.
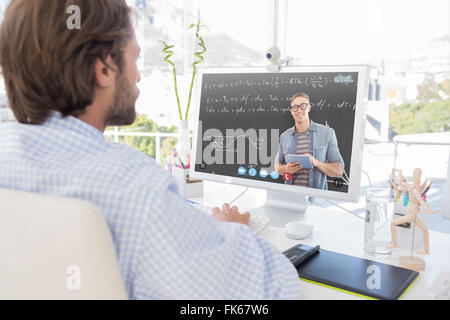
[212,203,250,225]
[303,152,343,177]
[303,153,317,167]
[280,162,303,175]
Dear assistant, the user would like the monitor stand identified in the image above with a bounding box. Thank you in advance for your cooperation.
[249,189,310,227]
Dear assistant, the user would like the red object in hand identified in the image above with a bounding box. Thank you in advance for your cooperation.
[283,173,292,181]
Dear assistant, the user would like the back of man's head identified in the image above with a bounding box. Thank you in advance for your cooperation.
[0,0,133,124]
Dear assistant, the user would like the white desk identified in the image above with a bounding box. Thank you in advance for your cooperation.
[191,181,450,300]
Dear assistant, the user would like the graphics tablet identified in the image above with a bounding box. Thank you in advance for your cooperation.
[295,249,419,300]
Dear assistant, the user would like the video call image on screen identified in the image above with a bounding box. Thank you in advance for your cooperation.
[194,72,359,193]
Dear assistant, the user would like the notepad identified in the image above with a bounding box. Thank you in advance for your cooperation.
[292,249,419,300]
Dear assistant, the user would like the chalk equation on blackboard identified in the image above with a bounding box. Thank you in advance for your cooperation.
[205,94,355,109]
[203,134,265,151]
[206,94,288,105]
[202,74,356,91]
[205,105,290,116]
[204,99,355,115]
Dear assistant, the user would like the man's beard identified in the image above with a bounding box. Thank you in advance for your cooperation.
[105,72,139,127]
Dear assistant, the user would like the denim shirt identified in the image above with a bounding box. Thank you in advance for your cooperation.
[275,120,345,189]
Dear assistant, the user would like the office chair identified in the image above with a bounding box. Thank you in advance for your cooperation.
[0,188,127,299]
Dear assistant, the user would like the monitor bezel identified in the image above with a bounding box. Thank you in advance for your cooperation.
[190,65,369,202]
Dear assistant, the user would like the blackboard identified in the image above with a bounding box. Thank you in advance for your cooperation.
[194,71,360,193]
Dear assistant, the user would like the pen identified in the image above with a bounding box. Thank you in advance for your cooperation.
[185,199,199,205]
[403,192,409,207]
[172,154,180,168]
[172,147,186,169]
[421,181,433,197]
[178,156,187,169]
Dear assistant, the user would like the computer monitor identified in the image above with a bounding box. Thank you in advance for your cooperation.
[190,65,369,226]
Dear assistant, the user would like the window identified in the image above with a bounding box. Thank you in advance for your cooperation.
[281,0,449,231]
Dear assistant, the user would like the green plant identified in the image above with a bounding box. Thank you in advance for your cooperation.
[159,19,207,120]
[105,114,178,163]
[389,99,450,135]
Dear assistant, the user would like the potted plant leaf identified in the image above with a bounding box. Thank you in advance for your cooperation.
[159,19,207,168]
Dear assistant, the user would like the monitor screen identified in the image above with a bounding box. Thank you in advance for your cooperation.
[191,66,369,202]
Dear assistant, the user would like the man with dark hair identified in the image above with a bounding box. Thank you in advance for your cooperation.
[275,92,344,189]
[0,0,300,299]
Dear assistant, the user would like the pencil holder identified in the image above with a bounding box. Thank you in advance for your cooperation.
[393,201,427,251]
[172,167,203,198]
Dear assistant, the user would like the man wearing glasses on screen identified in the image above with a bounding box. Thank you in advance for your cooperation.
[274,92,345,190]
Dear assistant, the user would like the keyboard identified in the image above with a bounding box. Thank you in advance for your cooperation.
[248,214,271,234]
[421,271,450,300]
[190,202,271,234]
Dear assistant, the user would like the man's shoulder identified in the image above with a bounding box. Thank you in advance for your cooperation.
[311,121,330,130]
[280,126,295,138]
[101,142,170,180]
[311,121,335,135]
[105,140,151,162]
[86,145,176,205]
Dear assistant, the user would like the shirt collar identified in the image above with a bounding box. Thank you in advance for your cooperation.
[43,111,105,141]
[289,120,317,135]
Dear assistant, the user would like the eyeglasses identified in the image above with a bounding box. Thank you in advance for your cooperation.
[290,103,310,112]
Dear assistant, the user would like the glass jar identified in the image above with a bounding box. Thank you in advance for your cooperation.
[364,188,394,256]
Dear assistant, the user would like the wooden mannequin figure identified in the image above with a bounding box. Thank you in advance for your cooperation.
[390,168,439,255]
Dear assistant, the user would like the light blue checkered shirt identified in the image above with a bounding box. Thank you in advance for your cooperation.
[0,112,301,299]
